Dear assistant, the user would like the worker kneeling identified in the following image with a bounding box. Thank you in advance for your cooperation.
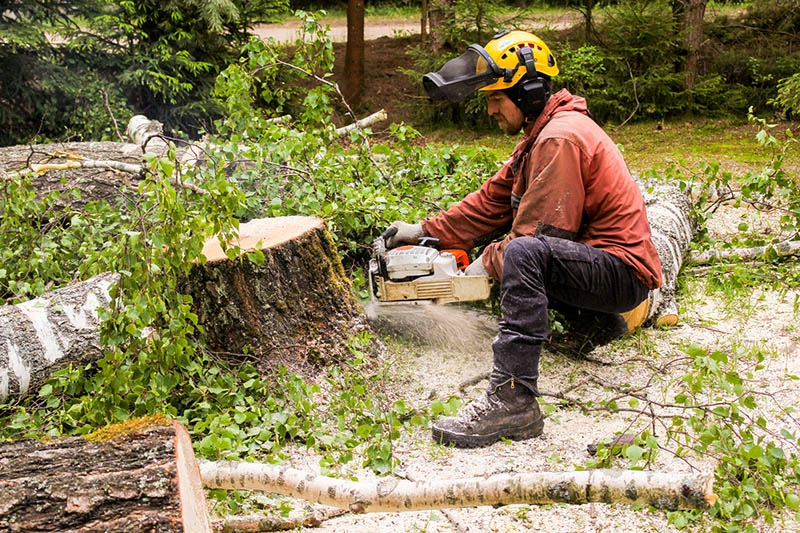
[384,30,662,448]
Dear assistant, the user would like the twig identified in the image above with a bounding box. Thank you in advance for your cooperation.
[100,88,124,142]
[335,109,388,136]
[689,239,800,265]
[211,508,347,532]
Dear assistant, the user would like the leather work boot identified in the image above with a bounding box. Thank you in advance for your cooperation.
[431,379,544,448]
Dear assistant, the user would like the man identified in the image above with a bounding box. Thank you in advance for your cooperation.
[383,30,663,448]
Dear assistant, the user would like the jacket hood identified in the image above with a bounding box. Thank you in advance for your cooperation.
[523,89,589,139]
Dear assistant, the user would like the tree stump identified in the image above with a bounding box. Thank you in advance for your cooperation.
[182,216,363,368]
[0,272,118,403]
[0,417,211,532]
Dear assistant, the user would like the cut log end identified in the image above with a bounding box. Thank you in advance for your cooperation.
[185,216,363,369]
[201,216,325,262]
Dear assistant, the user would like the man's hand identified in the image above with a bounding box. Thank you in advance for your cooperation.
[464,254,488,276]
[384,221,424,248]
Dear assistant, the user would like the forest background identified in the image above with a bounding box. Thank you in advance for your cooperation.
[2,1,800,532]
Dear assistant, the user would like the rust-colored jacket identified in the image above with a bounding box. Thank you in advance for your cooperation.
[422,89,662,289]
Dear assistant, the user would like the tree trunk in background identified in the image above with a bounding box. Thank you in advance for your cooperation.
[579,0,597,43]
[344,0,365,104]
[428,0,454,53]
[0,272,118,403]
[420,0,428,45]
[180,216,363,370]
[673,0,707,94]
[0,418,211,532]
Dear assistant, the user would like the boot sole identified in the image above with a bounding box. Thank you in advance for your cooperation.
[431,417,544,448]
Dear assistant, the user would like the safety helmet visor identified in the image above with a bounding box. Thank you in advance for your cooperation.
[422,45,504,104]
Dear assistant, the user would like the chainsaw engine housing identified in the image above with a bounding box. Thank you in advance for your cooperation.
[369,245,492,304]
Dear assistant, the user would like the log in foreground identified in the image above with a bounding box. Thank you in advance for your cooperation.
[200,460,717,512]
[183,216,362,366]
[0,417,211,532]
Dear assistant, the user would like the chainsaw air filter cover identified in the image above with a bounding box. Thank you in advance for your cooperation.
[385,245,444,280]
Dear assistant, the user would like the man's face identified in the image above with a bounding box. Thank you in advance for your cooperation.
[486,91,525,135]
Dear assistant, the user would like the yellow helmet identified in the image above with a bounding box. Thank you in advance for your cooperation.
[479,30,559,93]
[422,29,558,105]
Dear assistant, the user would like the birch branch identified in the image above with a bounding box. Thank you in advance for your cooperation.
[689,239,800,265]
[335,109,388,137]
[200,460,716,512]
[26,153,208,196]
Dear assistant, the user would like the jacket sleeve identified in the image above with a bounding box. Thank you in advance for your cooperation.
[480,137,586,280]
[421,162,515,251]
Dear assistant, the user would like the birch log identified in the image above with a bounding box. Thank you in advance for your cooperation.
[0,418,211,532]
[641,182,696,327]
[0,142,145,208]
[689,238,800,265]
[0,272,118,403]
[200,460,717,512]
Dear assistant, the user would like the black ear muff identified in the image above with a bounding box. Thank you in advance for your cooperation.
[514,47,550,118]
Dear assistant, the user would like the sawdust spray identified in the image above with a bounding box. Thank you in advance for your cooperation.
[364,301,498,352]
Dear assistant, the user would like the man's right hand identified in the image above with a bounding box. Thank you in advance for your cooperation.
[384,221,424,248]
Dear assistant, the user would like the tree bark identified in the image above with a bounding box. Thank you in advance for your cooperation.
[0,272,118,403]
[181,216,362,368]
[427,0,454,53]
[0,418,211,532]
[344,0,365,104]
[0,142,144,209]
[200,460,717,512]
[673,0,707,94]
[641,182,696,327]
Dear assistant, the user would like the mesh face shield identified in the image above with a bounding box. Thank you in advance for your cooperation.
[422,45,507,104]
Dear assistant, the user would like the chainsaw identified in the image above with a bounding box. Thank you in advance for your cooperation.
[368,226,493,305]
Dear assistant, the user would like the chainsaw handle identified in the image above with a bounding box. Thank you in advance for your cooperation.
[380,226,399,242]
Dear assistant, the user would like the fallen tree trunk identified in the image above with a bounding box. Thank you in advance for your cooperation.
[0,417,211,532]
[199,460,716,512]
[0,272,118,403]
[0,142,145,208]
[641,182,696,327]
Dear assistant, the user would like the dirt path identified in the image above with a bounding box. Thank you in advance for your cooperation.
[253,17,420,43]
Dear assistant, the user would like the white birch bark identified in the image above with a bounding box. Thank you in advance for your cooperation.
[0,272,118,403]
[199,460,716,512]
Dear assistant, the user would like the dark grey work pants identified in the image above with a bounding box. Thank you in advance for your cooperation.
[491,236,650,394]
